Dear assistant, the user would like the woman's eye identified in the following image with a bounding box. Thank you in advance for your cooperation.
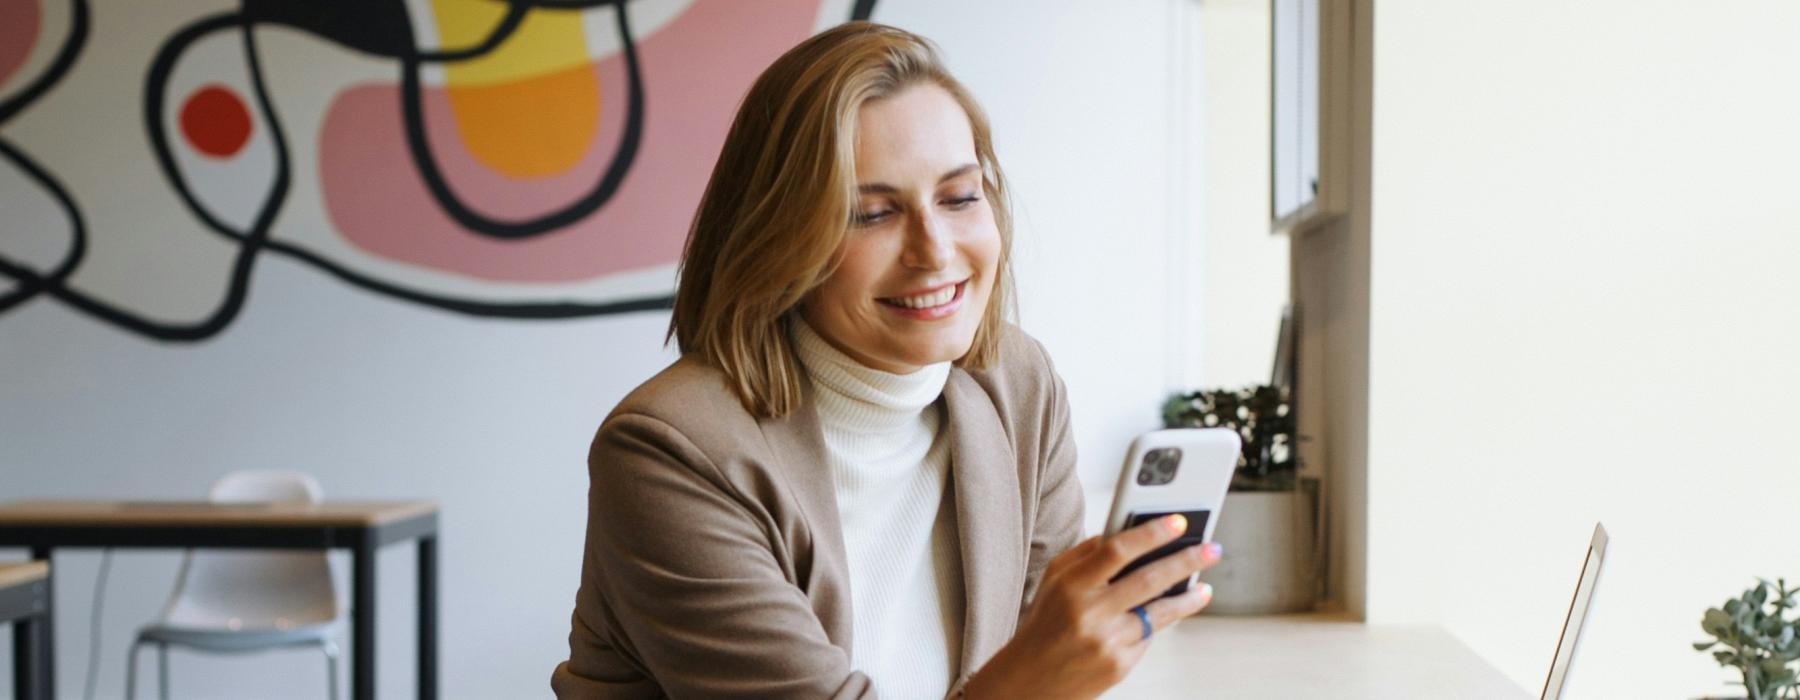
[853,209,894,226]
[943,194,981,209]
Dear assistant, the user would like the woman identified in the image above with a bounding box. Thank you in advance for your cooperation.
[552,21,1221,699]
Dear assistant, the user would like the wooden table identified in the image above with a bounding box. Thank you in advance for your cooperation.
[1104,612,1532,699]
[1,561,51,700]
[0,500,439,700]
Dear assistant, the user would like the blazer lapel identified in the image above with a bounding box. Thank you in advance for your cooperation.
[942,370,1025,672]
[756,388,857,653]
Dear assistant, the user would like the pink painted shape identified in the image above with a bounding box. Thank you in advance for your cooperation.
[0,0,41,90]
[317,0,821,284]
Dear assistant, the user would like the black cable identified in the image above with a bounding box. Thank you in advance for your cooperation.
[83,548,113,700]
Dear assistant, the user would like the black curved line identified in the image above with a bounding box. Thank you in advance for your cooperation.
[0,255,49,311]
[24,11,284,340]
[259,237,673,318]
[515,0,621,8]
[243,0,614,62]
[0,255,47,313]
[139,8,669,318]
[0,0,89,125]
[0,11,278,340]
[1,0,677,336]
[397,0,645,238]
[136,8,671,322]
[416,0,623,62]
[415,1,530,61]
[144,12,255,242]
[414,0,650,62]
[0,138,87,313]
[0,0,91,312]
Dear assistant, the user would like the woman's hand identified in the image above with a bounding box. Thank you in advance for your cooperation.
[963,514,1222,699]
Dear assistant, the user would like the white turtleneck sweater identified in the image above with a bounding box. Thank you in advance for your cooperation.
[793,320,965,699]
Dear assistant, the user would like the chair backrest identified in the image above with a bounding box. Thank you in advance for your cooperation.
[158,471,341,629]
[209,470,320,504]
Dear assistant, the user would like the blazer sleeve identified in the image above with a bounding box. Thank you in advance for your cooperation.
[1018,339,1086,622]
[552,412,877,700]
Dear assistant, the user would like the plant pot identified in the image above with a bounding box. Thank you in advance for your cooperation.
[1201,488,1317,615]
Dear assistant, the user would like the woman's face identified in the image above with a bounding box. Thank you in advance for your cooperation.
[801,83,1001,374]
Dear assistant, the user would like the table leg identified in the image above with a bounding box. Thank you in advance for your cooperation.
[418,535,437,700]
[24,547,52,700]
[12,614,39,700]
[353,541,377,700]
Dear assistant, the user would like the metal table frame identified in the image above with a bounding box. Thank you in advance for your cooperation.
[0,508,438,700]
[2,563,51,700]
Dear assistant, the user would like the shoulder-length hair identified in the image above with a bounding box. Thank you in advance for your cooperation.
[668,21,1015,418]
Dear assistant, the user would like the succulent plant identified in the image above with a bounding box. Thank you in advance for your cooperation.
[1696,578,1800,700]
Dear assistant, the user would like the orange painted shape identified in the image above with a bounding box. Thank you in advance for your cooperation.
[446,62,601,179]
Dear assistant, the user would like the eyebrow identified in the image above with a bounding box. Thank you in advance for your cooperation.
[857,163,980,194]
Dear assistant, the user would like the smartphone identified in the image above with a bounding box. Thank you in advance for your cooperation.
[1103,428,1240,600]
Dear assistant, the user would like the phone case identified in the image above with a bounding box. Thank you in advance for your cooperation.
[1103,428,1241,602]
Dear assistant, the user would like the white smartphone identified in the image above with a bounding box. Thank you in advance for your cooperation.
[1103,428,1241,598]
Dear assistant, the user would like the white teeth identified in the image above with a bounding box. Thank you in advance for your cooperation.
[890,284,957,309]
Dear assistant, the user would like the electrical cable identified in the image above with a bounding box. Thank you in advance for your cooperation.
[83,547,113,700]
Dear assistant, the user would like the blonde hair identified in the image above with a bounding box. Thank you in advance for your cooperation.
[668,21,1015,418]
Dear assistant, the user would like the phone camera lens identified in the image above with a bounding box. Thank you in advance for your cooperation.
[1136,447,1182,486]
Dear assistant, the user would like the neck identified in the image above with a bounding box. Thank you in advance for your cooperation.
[793,319,951,433]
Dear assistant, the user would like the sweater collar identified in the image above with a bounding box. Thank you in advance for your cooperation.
[793,319,951,433]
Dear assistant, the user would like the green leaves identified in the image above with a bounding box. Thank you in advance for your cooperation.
[1697,578,1800,700]
[1163,386,1297,492]
[1709,608,1736,636]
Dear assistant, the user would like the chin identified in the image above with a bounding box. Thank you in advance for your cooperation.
[900,331,976,366]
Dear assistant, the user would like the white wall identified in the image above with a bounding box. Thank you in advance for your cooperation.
[0,264,679,699]
[1364,1,1800,697]
[0,1,1209,697]
[878,0,1209,493]
[1201,0,1290,392]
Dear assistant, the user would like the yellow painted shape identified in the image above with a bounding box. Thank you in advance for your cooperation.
[431,0,592,86]
[447,62,600,178]
[431,0,602,178]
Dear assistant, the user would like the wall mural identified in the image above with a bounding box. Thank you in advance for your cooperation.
[0,0,876,340]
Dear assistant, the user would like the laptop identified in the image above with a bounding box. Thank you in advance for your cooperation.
[1540,523,1608,700]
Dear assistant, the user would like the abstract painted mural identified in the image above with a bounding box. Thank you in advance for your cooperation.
[0,0,877,340]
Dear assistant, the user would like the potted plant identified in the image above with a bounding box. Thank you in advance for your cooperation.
[1694,578,1800,700]
[1162,384,1316,614]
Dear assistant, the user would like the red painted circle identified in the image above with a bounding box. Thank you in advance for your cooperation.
[179,84,253,158]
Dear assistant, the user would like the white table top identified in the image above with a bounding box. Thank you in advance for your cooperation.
[1104,612,1533,699]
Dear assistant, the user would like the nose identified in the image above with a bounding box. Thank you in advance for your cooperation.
[901,210,954,271]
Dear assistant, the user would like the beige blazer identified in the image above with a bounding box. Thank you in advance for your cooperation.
[551,326,1084,699]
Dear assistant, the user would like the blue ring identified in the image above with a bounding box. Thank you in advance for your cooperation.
[1132,605,1152,641]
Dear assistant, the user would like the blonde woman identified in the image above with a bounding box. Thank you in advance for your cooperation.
[552,22,1221,699]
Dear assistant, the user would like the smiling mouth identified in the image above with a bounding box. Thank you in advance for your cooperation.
[878,280,967,310]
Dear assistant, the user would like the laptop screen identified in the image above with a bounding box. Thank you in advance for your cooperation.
[1541,523,1608,700]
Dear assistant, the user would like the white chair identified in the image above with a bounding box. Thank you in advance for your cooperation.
[126,471,343,700]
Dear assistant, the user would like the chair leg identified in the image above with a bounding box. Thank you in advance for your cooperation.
[156,642,171,700]
[321,639,342,700]
[125,639,143,700]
